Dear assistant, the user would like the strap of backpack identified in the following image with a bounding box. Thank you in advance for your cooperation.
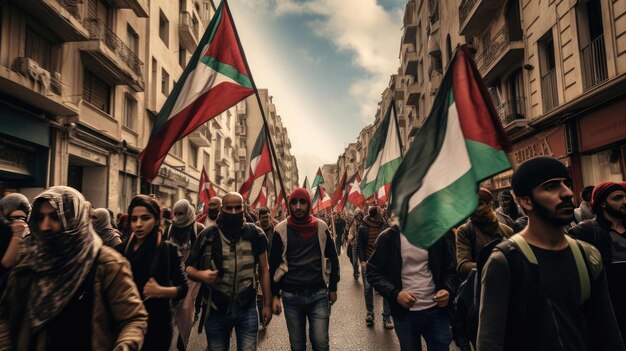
[509,234,538,264]
[565,235,591,304]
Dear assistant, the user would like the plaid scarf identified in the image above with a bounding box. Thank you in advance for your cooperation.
[17,186,102,331]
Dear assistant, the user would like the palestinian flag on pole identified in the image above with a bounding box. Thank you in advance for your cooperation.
[251,176,268,209]
[361,101,403,199]
[198,165,217,207]
[391,45,512,249]
[139,0,254,180]
[302,176,310,191]
[311,168,324,190]
[240,126,272,200]
[331,170,348,209]
[312,184,332,213]
[347,172,366,209]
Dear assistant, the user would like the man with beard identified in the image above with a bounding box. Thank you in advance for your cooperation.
[478,157,624,351]
[256,207,278,245]
[495,190,519,228]
[358,206,393,329]
[456,188,513,279]
[269,188,339,351]
[569,182,626,342]
[186,192,272,350]
[0,186,148,350]
[203,197,222,227]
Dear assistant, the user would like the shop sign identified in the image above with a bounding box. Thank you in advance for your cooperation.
[0,148,30,175]
[158,166,189,188]
[579,98,626,152]
[511,125,567,164]
[513,138,553,164]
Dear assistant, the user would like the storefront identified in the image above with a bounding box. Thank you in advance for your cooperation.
[577,97,626,185]
[151,165,189,208]
[67,141,109,208]
[0,103,51,199]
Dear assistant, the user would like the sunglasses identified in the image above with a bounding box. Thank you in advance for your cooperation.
[289,199,308,205]
[223,205,243,211]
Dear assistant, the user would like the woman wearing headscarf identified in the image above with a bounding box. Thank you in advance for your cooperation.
[91,208,123,248]
[121,195,188,351]
[166,199,204,351]
[0,193,30,289]
[0,186,148,350]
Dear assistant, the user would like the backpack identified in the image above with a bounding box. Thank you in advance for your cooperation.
[455,232,596,346]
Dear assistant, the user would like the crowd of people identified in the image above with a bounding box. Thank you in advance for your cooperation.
[0,156,625,351]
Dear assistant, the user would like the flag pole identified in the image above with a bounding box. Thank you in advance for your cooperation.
[391,100,404,158]
[224,0,289,202]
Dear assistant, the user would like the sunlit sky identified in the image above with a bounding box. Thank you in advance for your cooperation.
[229,0,404,184]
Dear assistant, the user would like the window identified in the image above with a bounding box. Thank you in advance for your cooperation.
[87,0,110,24]
[123,94,136,129]
[539,30,559,111]
[161,68,169,96]
[171,139,183,157]
[179,46,187,68]
[189,143,198,168]
[159,10,169,47]
[203,2,210,21]
[203,152,210,172]
[127,25,139,55]
[25,28,53,71]
[83,69,111,113]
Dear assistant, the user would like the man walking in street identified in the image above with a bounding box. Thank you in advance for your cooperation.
[0,186,148,350]
[203,196,222,227]
[256,207,278,245]
[495,190,518,228]
[334,213,346,256]
[186,192,273,351]
[358,206,393,328]
[574,185,595,224]
[346,210,364,280]
[367,222,458,350]
[569,181,626,342]
[269,188,339,351]
[478,157,625,351]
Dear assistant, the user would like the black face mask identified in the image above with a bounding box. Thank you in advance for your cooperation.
[219,212,244,239]
[208,208,220,220]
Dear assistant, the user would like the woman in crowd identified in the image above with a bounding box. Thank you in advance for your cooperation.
[121,195,188,351]
[91,208,123,248]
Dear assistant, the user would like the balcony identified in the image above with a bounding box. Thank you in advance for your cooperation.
[189,124,211,146]
[402,0,417,44]
[459,0,502,36]
[79,19,144,91]
[541,68,559,113]
[111,0,148,18]
[236,124,246,136]
[15,0,89,41]
[402,45,418,77]
[238,148,247,159]
[495,97,527,132]
[179,11,200,53]
[395,78,406,101]
[581,35,609,92]
[408,115,420,137]
[0,59,78,116]
[474,24,524,83]
[406,81,421,105]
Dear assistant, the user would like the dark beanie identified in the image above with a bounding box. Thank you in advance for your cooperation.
[511,157,570,197]
[591,182,626,212]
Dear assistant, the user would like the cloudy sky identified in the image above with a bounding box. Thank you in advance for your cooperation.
[228,0,404,184]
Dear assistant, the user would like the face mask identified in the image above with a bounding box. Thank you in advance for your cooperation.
[219,212,244,233]
[208,208,220,220]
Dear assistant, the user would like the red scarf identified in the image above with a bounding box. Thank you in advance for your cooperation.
[287,188,319,240]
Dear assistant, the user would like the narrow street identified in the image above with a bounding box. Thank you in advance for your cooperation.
[178,251,402,350]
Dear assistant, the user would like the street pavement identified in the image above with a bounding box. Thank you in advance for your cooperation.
[175,250,455,350]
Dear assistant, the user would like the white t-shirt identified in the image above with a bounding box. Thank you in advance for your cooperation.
[400,233,437,311]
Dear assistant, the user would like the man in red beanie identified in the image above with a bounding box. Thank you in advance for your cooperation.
[268,188,339,351]
[569,181,626,341]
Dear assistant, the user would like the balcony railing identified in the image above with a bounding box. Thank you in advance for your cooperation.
[85,18,143,76]
[459,0,478,29]
[475,24,518,73]
[541,68,559,112]
[59,0,81,18]
[581,35,608,92]
[495,97,526,126]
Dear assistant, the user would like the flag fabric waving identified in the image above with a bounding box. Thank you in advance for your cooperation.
[139,1,254,181]
[331,170,348,208]
[312,184,332,213]
[302,176,310,192]
[198,166,217,205]
[239,126,272,200]
[391,45,512,249]
[347,172,366,209]
[311,168,324,190]
[360,101,403,199]
[251,176,268,209]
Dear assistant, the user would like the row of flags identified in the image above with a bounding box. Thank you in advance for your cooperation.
[136,0,512,249]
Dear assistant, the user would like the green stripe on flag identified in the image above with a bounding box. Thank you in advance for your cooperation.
[361,158,402,198]
[200,56,253,89]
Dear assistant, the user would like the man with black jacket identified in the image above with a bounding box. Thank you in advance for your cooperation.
[367,223,458,351]
[478,157,624,351]
[569,181,626,342]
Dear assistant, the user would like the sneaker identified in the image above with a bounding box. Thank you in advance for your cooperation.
[365,313,374,326]
[258,323,266,331]
[383,318,394,329]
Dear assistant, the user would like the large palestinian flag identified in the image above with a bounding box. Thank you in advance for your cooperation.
[139,1,254,181]
[391,45,512,249]
[311,168,324,190]
[361,101,402,199]
[239,126,272,200]
[347,172,366,209]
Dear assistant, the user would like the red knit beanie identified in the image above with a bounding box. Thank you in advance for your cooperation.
[591,182,626,213]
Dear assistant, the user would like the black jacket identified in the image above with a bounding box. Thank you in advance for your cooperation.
[568,217,614,266]
[366,225,458,319]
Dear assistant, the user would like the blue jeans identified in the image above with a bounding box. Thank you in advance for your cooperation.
[350,244,359,278]
[282,288,330,351]
[362,267,391,318]
[204,302,258,351]
[393,307,452,351]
